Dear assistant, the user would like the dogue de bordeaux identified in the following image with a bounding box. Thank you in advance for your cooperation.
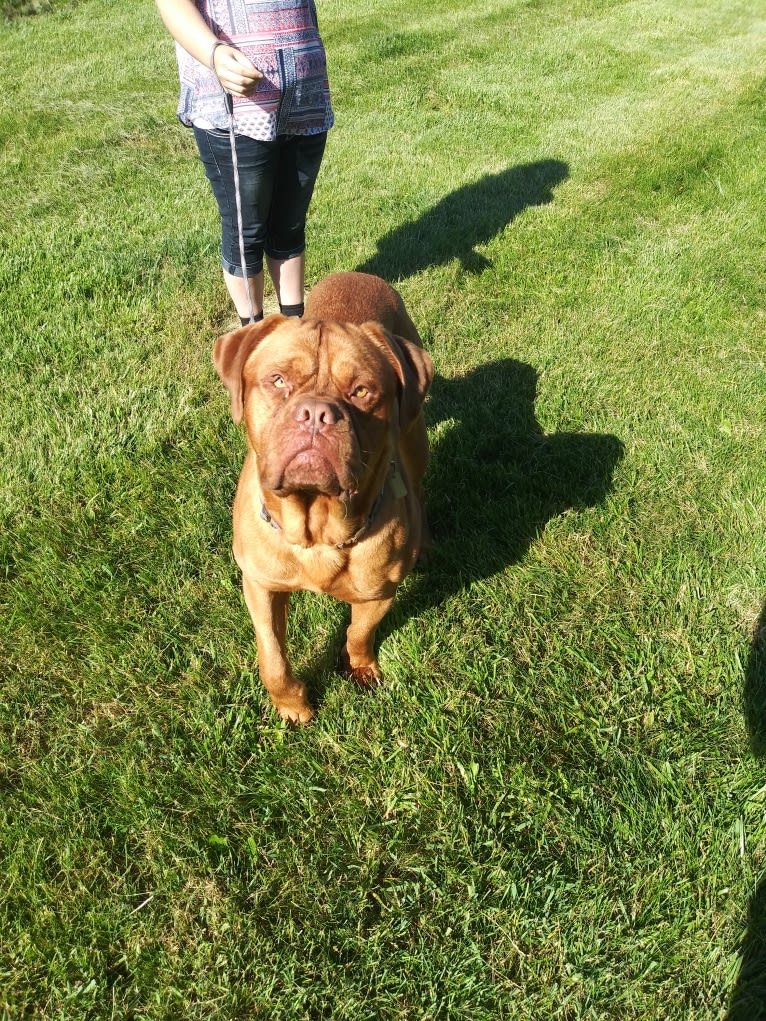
[213,271,433,724]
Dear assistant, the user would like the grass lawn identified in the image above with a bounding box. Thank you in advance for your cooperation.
[2,0,765,1017]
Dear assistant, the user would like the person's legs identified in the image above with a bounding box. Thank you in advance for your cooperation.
[265,132,328,315]
[193,126,278,320]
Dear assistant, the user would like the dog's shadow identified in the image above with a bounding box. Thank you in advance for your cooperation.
[727,603,766,1019]
[393,358,624,619]
[303,359,624,697]
[356,160,570,278]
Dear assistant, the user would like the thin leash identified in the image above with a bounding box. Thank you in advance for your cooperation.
[224,92,258,324]
[211,40,257,325]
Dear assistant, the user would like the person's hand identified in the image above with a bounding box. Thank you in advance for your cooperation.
[212,45,262,96]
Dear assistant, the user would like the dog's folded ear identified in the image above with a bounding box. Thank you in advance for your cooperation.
[213,315,287,424]
[360,323,434,429]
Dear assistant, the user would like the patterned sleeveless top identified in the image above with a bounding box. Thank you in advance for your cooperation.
[175,0,334,140]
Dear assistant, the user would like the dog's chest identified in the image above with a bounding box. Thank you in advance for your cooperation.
[290,544,347,594]
[238,531,400,602]
[291,542,399,602]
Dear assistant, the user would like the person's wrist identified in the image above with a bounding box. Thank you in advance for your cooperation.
[208,39,225,71]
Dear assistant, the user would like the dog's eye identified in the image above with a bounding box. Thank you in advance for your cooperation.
[272,375,286,389]
[352,385,370,399]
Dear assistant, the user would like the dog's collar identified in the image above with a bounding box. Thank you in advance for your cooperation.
[260,462,406,549]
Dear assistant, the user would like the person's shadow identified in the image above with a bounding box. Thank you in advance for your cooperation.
[355,159,569,279]
[727,603,766,1019]
[379,357,624,631]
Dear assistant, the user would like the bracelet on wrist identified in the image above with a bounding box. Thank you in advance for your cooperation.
[208,39,226,71]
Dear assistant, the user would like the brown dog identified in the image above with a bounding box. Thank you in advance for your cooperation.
[213,271,433,723]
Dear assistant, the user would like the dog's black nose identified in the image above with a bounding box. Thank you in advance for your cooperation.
[293,398,342,431]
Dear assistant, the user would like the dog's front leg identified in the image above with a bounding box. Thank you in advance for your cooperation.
[341,596,395,689]
[241,577,314,724]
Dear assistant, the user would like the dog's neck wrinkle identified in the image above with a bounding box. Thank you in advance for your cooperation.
[261,491,344,548]
[259,454,392,550]
[265,493,314,548]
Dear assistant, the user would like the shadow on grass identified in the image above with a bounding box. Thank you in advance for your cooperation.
[387,359,624,624]
[727,604,766,1021]
[3,0,61,19]
[355,159,569,278]
[743,603,766,755]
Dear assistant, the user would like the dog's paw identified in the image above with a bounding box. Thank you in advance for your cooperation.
[276,703,315,726]
[340,648,383,690]
[271,688,315,726]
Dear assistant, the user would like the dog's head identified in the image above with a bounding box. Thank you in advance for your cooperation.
[213,315,433,500]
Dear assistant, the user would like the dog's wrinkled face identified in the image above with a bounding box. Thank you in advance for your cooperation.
[241,318,400,499]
